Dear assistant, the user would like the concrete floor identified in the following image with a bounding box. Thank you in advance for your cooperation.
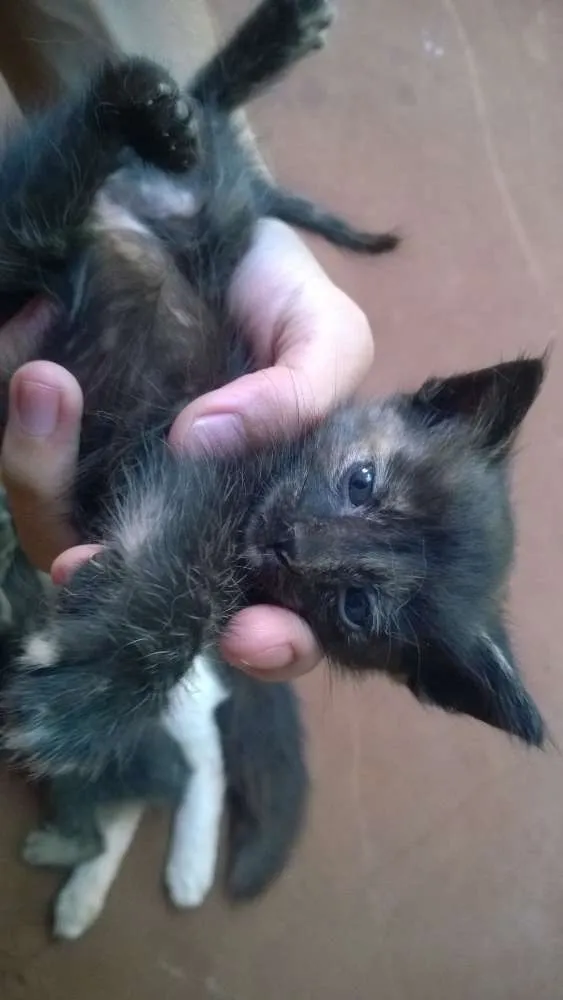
[1,1,563,997]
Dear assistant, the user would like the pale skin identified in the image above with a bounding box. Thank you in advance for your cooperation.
[1,219,374,682]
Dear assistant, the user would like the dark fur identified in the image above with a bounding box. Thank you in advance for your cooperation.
[0,0,389,901]
[215,664,307,899]
[0,0,546,901]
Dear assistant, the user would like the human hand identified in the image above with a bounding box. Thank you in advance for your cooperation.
[2,219,374,681]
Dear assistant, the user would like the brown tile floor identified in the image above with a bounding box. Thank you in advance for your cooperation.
[1,1,563,997]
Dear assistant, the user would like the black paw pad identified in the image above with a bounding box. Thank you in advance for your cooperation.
[98,58,201,172]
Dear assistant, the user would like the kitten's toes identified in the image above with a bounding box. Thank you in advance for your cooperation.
[284,0,335,55]
[98,58,200,172]
[53,875,104,940]
[140,89,200,173]
[166,858,214,909]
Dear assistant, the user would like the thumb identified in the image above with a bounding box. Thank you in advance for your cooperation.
[1,362,83,571]
[168,364,325,455]
[169,283,372,455]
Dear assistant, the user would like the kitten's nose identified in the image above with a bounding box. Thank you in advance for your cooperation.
[268,528,296,568]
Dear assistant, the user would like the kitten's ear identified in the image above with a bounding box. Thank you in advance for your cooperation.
[404,623,545,746]
[412,356,546,452]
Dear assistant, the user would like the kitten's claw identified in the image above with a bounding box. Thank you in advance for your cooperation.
[152,80,174,102]
[138,89,200,172]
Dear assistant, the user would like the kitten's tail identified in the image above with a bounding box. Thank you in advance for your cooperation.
[258,182,400,255]
[216,669,308,900]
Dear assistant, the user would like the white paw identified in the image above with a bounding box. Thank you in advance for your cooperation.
[298,0,335,50]
[54,877,104,940]
[166,858,214,909]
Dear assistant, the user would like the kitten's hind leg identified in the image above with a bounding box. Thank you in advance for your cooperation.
[190,0,334,111]
[22,776,103,869]
[259,185,400,255]
[106,59,200,173]
[0,58,200,294]
[22,827,102,868]
[53,803,144,940]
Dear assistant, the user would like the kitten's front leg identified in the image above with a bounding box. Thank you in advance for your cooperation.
[53,803,144,940]
[0,57,200,293]
[163,655,229,908]
[165,746,225,908]
[190,0,334,111]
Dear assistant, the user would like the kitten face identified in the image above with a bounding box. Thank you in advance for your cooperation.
[245,357,546,745]
[244,397,510,663]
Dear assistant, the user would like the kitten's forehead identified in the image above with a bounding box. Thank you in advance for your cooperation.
[320,400,412,475]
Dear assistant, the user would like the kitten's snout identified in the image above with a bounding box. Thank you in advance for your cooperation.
[266,525,296,569]
[267,520,328,574]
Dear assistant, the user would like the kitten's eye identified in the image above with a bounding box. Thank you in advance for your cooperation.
[346,463,375,507]
[338,587,375,631]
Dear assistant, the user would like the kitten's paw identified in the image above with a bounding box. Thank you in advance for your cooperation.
[280,0,335,55]
[23,828,99,868]
[166,858,214,909]
[23,829,71,868]
[22,829,54,867]
[98,58,200,172]
[135,87,200,173]
[53,876,104,940]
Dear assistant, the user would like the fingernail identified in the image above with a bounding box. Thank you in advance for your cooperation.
[16,380,60,437]
[246,644,295,671]
[188,413,246,454]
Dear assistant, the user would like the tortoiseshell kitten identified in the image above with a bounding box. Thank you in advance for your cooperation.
[0,0,394,939]
[0,0,545,939]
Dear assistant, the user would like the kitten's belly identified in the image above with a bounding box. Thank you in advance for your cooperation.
[59,167,219,392]
[72,166,204,320]
[60,169,205,323]
[95,166,203,233]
